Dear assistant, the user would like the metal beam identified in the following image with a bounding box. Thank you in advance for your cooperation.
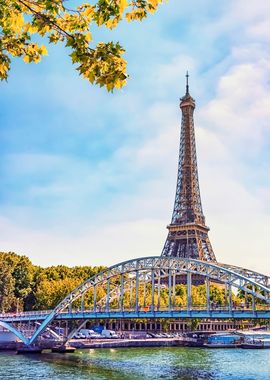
[187,271,192,311]
[151,269,155,312]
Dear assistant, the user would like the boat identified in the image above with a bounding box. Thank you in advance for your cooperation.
[241,338,270,349]
[236,330,270,349]
[203,333,242,348]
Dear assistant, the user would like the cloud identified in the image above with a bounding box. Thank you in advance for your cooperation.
[0,216,166,267]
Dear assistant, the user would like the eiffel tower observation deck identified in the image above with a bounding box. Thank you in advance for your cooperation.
[161,73,216,262]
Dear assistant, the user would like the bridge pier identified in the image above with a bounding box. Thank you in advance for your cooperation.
[16,343,43,354]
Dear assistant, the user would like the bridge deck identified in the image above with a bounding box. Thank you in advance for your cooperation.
[1,308,270,322]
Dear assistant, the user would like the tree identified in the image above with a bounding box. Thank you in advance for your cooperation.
[0,261,16,312]
[34,277,82,310]
[12,256,33,299]
[0,0,164,90]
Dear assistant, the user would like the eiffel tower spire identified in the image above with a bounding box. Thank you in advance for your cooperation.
[161,74,216,262]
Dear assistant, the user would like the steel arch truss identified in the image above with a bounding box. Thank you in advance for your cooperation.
[1,256,270,345]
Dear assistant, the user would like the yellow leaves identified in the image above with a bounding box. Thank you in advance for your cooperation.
[40,45,48,56]
[148,0,164,7]
[119,0,128,14]
[49,32,62,44]
[23,55,30,63]
[76,41,127,91]
[23,44,48,64]
[24,23,37,34]
[80,4,95,18]
[125,12,133,22]
[147,0,165,14]
[0,0,164,91]
[126,9,146,22]
[0,55,10,81]
[106,18,119,29]
[10,12,24,33]
[114,78,126,89]
[84,32,92,43]
[126,0,164,20]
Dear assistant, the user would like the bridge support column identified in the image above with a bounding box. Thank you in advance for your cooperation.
[168,269,172,311]
[130,279,133,309]
[172,270,176,309]
[81,293,85,312]
[157,269,161,311]
[94,284,97,312]
[151,269,155,312]
[252,285,256,313]
[187,272,192,311]
[206,277,210,311]
[244,291,248,308]
[224,283,228,309]
[106,277,110,312]
[135,270,139,313]
[120,274,124,312]
[228,283,232,312]
[143,274,147,308]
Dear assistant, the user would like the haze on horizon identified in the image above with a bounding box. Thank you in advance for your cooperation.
[1,0,270,274]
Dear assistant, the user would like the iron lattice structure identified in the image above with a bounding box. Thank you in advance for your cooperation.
[162,73,216,261]
[1,256,270,345]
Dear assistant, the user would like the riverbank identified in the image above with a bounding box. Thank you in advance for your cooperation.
[0,337,201,352]
[71,337,186,349]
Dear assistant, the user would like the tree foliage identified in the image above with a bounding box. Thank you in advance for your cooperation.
[0,0,164,90]
[0,260,16,312]
[0,252,105,311]
[0,251,253,314]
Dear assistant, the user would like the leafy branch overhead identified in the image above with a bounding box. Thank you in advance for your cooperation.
[0,0,164,91]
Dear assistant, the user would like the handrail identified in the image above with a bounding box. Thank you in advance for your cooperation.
[1,305,270,320]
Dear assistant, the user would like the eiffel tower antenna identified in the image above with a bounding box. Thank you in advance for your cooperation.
[186,70,189,95]
[161,73,216,262]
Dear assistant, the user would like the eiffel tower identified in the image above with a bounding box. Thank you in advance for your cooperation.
[161,73,216,262]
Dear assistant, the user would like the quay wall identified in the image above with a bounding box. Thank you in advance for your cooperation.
[71,338,186,349]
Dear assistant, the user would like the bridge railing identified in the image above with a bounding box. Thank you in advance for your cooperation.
[0,310,52,319]
[1,304,270,320]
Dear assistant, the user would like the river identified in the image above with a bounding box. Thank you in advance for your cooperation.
[0,347,270,379]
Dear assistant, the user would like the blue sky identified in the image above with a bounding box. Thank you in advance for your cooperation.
[1,0,270,273]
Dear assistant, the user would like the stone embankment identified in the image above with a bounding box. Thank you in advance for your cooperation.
[0,337,202,352]
[70,337,199,349]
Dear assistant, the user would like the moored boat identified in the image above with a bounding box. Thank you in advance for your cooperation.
[237,330,270,349]
[241,338,270,349]
[203,333,242,348]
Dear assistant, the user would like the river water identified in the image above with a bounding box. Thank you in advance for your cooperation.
[0,347,269,380]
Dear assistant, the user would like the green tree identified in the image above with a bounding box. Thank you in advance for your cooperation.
[210,285,225,305]
[188,318,200,331]
[34,277,82,310]
[0,261,16,312]
[0,0,164,90]
[12,256,34,308]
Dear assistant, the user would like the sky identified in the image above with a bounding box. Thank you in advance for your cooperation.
[1,0,270,274]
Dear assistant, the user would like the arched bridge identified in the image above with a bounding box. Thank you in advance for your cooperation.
[1,256,270,346]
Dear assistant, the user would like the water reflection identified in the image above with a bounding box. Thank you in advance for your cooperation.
[36,348,216,380]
